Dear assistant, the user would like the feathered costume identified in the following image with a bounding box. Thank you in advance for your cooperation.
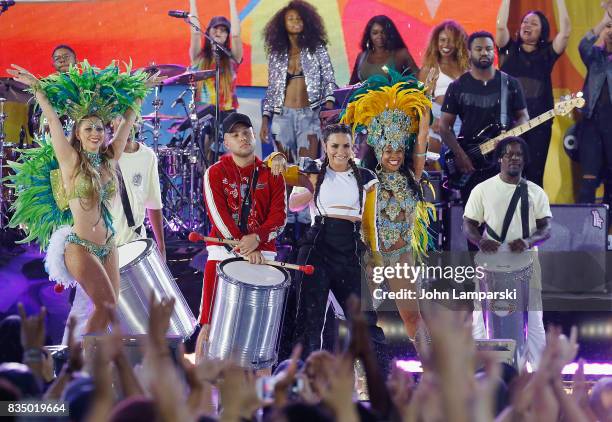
[4,61,149,288]
[340,67,436,262]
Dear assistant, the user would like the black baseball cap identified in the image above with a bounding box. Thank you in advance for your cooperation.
[222,113,252,134]
[208,16,231,31]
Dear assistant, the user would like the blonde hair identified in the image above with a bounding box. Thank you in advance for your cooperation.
[69,116,118,209]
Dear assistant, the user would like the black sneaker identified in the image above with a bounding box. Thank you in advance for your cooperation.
[183,323,201,354]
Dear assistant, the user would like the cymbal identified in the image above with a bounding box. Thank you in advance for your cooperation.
[136,64,186,78]
[162,70,216,86]
[0,78,33,103]
[141,112,183,121]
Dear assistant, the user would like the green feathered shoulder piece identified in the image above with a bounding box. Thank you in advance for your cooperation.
[4,135,73,250]
[34,60,149,123]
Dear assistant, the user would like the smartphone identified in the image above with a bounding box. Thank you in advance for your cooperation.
[256,375,305,401]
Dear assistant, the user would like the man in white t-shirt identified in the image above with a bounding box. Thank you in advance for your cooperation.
[109,117,164,255]
[463,136,551,367]
[63,117,165,342]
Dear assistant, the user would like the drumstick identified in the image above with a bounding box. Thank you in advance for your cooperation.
[188,232,315,274]
[188,232,239,246]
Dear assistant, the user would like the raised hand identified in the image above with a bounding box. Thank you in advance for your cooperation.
[18,303,46,350]
[7,65,40,88]
[66,316,84,373]
[147,293,175,350]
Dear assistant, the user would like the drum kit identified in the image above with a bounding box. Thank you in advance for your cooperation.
[0,78,33,229]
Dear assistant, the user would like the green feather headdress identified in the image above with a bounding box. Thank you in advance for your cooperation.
[340,67,431,161]
[34,60,149,123]
[4,135,73,251]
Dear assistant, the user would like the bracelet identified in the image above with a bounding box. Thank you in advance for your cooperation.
[414,152,427,157]
[23,348,44,362]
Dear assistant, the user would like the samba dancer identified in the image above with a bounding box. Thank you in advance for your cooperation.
[188,0,243,161]
[341,69,436,341]
[463,136,551,367]
[288,124,387,366]
[7,62,156,334]
[496,0,571,187]
[193,113,287,355]
[61,116,166,341]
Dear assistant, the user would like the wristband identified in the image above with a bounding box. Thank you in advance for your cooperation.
[414,152,427,157]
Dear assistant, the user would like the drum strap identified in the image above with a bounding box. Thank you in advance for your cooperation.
[117,164,144,236]
[500,71,509,130]
[239,166,259,234]
[485,179,529,243]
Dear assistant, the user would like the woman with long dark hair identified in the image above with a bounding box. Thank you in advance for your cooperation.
[288,124,386,362]
[260,0,336,161]
[349,15,418,85]
[189,0,243,159]
[496,0,571,187]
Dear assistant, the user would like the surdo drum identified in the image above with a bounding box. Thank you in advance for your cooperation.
[117,239,196,338]
[474,245,534,365]
[207,258,290,369]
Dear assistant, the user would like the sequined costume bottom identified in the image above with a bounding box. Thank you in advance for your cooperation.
[65,232,115,262]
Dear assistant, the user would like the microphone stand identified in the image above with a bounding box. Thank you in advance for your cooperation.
[182,15,239,164]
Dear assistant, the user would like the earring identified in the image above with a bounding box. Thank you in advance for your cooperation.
[366,39,371,50]
[375,162,382,173]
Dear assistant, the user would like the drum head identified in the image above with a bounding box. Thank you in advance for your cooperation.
[220,259,287,288]
[118,239,152,269]
[474,244,533,273]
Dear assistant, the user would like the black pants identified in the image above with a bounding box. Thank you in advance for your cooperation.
[578,105,612,210]
[523,124,552,188]
[291,217,388,369]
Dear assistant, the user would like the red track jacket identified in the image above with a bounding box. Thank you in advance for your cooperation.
[203,154,287,253]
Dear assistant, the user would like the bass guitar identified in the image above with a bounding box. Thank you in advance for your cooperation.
[444,95,585,188]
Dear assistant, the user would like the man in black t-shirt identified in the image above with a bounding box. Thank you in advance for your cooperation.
[439,31,528,203]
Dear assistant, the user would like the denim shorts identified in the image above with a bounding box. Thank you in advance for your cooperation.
[271,106,322,156]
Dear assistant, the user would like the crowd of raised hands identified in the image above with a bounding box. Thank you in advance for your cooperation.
[2,297,609,422]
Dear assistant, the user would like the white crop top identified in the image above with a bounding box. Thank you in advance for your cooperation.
[434,68,455,98]
[291,165,377,222]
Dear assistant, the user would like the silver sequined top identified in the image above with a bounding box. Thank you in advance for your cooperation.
[262,45,337,117]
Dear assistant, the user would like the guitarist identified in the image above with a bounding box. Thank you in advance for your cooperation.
[439,31,529,204]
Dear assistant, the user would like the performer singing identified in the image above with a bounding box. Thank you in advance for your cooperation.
[188,0,243,160]
[577,4,612,213]
[418,20,469,165]
[341,69,435,341]
[194,113,287,352]
[288,124,386,364]
[496,0,571,187]
[7,62,154,334]
[260,0,336,161]
[349,15,418,85]
[439,31,528,203]
[463,136,551,367]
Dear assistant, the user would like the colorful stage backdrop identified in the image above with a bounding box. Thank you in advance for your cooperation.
[0,0,604,202]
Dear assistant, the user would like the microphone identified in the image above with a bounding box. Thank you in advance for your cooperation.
[171,89,188,108]
[168,10,189,19]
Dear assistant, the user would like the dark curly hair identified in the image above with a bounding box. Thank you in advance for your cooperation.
[359,15,407,52]
[263,0,328,55]
[314,124,364,214]
[494,136,531,168]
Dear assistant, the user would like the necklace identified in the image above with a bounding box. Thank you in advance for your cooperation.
[378,171,407,192]
[84,151,102,170]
